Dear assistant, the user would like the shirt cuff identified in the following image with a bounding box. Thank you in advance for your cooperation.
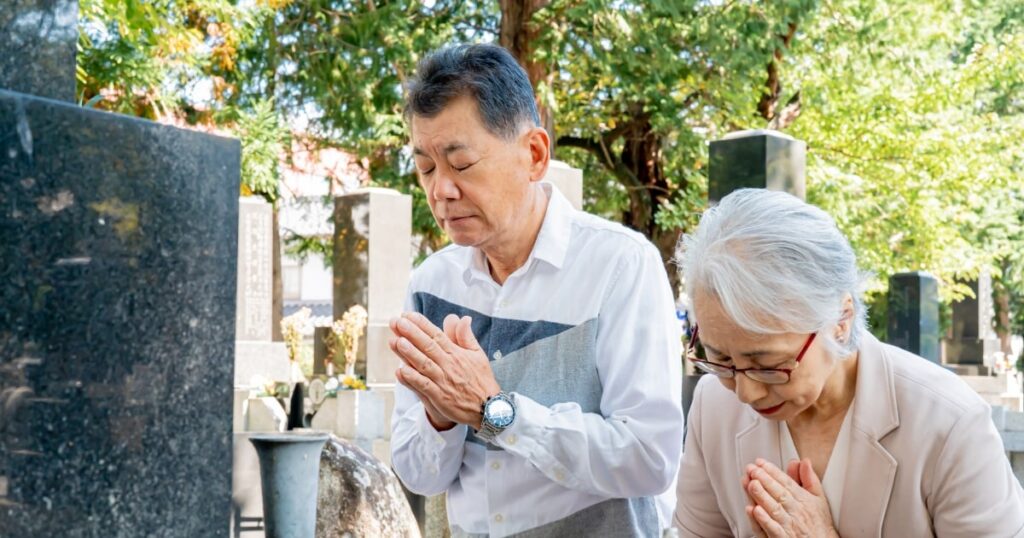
[493,394,542,453]
[494,393,578,488]
[416,405,468,452]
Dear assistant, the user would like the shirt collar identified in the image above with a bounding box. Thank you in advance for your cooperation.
[530,182,573,269]
[460,182,575,285]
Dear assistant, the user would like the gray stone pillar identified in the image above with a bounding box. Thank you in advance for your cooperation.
[887,272,941,363]
[544,159,583,210]
[333,188,411,385]
[708,129,807,203]
[234,198,290,386]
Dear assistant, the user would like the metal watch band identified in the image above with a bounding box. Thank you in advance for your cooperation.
[477,392,514,443]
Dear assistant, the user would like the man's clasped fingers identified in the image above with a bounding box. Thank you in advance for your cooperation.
[394,312,458,360]
[390,332,445,384]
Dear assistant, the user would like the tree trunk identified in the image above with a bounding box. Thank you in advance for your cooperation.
[272,202,284,341]
[617,111,682,295]
[499,0,555,145]
[557,109,684,298]
[759,23,800,131]
[995,261,1014,356]
[267,12,284,342]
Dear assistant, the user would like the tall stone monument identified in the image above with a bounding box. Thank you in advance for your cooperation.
[544,159,583,210]
[333,187,412,386]
[887,272,941,363]
[234,197,289,386]
[0,2,241,535]
[708,129,807,203]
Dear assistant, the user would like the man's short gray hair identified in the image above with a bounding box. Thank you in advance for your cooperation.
[404,44,540,140]
[677,188,868,358]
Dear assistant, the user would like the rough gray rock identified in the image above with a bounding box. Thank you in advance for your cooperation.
[317,435,420,537]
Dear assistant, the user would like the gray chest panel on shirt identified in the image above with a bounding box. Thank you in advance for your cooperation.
[452,497,659,538]
[469,318,601,446]
[414,292,657,537]
[412,292,603,449]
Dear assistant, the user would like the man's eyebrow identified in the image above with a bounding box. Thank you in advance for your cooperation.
[412,143,469,157]
[443,142,469,154]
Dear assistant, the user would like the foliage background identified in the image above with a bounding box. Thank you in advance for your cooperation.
[78,0,1024,350]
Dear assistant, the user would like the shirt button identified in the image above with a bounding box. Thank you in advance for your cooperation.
[506,434,517,445]
[494,514,504,523]
[491,461,501,470]
[554,470,566,481]
[493,350,503,361]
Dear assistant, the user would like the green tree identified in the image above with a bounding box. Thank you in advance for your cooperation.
[543,1,819,290]
[78,0,1024,340]
[784,0,1024,337]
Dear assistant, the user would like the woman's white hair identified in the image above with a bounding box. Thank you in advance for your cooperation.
[678,188,868,358]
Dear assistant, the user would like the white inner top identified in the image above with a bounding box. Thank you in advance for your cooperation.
[779,402,855,526]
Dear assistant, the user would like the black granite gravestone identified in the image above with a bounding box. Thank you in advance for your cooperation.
[0,0,78,102]
[886,272,941,363]
[0,2,240,536]
[947,279,985,366]
[708,130,807,203]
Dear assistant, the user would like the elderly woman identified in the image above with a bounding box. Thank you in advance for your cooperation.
[673,189,1024,537]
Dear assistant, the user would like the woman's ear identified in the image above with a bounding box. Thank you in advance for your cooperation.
[834,294,855,343]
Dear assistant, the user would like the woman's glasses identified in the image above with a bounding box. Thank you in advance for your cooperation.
[686,325,816,385]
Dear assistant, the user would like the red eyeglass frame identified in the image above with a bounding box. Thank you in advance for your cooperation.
[686,324,817,384]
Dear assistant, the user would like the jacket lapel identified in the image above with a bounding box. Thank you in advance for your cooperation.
[837,334,899,537]
[735,409,782,486]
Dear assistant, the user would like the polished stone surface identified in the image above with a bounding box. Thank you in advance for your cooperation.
[947,273,1001,366]
[887,271,940,363]
[708,129,806,203]
[0,0,78,102]
[0,90,240,536]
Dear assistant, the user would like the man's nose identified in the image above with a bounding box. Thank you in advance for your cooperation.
[432,168,461,201]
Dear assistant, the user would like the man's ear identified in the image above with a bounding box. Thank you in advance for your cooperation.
[524,127,551,183]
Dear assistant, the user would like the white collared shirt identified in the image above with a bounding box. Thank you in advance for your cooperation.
[390,183,684,537]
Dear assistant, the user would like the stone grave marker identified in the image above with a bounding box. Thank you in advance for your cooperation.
[0,2,240,534]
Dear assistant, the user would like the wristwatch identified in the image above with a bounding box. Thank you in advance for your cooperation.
[477,392,516,442]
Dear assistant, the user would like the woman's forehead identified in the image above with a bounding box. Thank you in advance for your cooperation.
[699,332,793,359]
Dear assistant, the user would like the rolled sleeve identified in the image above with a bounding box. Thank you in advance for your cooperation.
[391,375,468,496]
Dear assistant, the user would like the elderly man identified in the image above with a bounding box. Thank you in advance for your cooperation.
[388,44,683,537]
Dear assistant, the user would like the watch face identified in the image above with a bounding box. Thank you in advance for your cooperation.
[486,397,515,428]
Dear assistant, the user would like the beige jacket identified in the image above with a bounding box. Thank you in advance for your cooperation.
[674,333,1024,537]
